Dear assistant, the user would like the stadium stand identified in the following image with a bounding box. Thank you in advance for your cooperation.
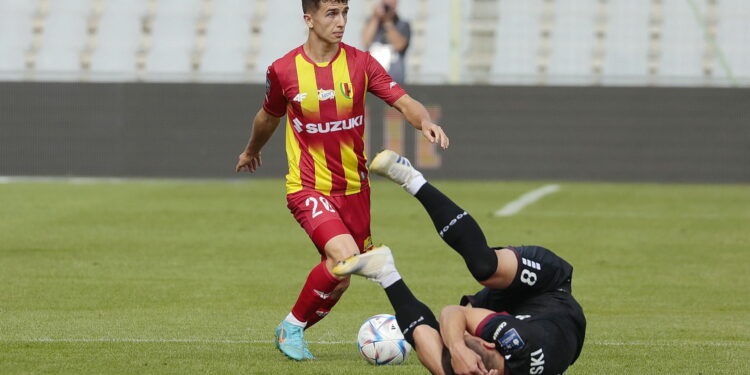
[0,0,747,86]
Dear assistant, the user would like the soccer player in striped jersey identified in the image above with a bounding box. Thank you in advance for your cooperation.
[235,0,449,361]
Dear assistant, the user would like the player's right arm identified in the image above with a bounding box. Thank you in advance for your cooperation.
[235,108,281,173]
[236,65,286,173]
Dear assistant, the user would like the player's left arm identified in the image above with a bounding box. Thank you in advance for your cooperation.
[392,94,449,149]
[440,305,497,375]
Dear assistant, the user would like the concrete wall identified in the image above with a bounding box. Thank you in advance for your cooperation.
[1,82,748,182]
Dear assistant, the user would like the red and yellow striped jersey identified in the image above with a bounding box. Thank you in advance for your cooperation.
[263,43,407,196]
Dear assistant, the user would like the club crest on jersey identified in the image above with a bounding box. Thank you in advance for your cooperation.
[318,89,335,101]
[293,92,308,102]
[339,82,353,99]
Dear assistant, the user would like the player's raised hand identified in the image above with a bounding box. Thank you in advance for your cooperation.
[450,344,488,375]
[421,121,449,150]
[236,151,262,173]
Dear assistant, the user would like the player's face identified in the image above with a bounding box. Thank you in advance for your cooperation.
[308,2,349,44]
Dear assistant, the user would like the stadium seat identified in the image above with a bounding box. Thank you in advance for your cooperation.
[716,0,750,83]
[601,0,650,85]
[0,0,35,75]
[254,1,307,74]
[546,0,597,85]
[418,0,451,83]
[491,0,543,84]
[145,0,203,78]
[199,0,255,78]
[90,0,149,78]
[658,0,703,85]
[34,0,92,77]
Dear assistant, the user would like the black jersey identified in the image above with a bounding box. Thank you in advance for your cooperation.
[461,246,586,375]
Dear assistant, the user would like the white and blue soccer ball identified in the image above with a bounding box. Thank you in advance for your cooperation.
[357,314,412,365]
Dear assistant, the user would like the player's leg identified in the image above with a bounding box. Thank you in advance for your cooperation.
[304,188,373,330]
[334,247,447,374]
[276,192,362,360]
[303,275,349,330]
[369,150,506,287]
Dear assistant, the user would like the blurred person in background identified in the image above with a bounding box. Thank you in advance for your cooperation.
[362,0,411,83]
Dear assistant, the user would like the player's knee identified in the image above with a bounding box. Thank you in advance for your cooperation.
[323,234,359,262]
[465,250,498,282]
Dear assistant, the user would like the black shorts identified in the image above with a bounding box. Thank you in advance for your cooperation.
[461,246,586,375]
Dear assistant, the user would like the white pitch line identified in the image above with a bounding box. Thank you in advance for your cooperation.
[4,338,354,345]
[3,338,748,348]
[494,184,561,217]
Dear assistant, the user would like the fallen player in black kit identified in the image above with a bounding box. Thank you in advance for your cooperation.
[334,150,586,375]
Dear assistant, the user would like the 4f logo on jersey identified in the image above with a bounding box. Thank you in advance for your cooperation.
[529,348,545,374]
[293,92,308,102]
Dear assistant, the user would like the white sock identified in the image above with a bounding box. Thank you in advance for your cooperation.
[404,175,427,196]
[377,271,402,289]
[284,312,307,328]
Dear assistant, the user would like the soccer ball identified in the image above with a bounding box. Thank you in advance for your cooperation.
[357,314,412,365]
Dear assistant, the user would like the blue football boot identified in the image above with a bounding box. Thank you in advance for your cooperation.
[274,320,308,361]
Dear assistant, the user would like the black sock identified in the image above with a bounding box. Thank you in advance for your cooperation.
[385,279,439,347]
[414,183,498,281]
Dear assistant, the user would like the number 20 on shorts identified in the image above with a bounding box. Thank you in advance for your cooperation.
[306,196,336,219]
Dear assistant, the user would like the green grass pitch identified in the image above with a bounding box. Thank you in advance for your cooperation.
[1,179,748,374]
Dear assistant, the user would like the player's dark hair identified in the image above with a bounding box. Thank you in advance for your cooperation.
[301,0,349,13]
[440,337,503,375]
